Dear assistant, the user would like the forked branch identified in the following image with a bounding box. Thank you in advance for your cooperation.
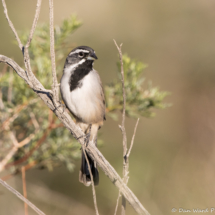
[0,130,39,172]
[0,54,150,215]
[113,40,128,215]
[0,1,150,214]
[113,40,141,215]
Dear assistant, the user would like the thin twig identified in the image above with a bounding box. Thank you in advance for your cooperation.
[113,40,127,151]
[113,40,127,161]
[0,4,153,214]
[0,64,7,110]
[113,44,141,215]
[0,53,150,215]
[25,0,42,48]
[5,120,62,168]
[20,180,96,214]
[114,191,122,215]
[7,67,13,104]
[127,118,140,158]
[113,39,128,215]
[0,179,45,215]
[82,145,99,215]
[0,144,18,172]
[23,0,42,86]
[1,0,23,50]
[0,131,19,172]
[0,88,4,110]
[115,118,140,215]
[9,131,19,146]
[1,98,39,131]
[0,128,39,172]
[0,63,8,77]
[1,172,15,181]
[19,133,37,147]
[22,166,28,215]
[29,112,40,132]
[48,109,53,124]
[2,104,27,131]
[1,161,37,181]
[49,0,59,102]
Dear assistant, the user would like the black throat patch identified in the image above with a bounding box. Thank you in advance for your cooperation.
[69,61,93,92]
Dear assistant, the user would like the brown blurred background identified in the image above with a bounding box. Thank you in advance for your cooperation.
[1,0,215,214]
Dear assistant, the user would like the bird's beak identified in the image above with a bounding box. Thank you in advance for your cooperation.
[87,52,98,60]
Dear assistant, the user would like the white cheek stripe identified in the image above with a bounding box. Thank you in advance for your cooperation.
[64,58,86,73]
[69,49,90,55]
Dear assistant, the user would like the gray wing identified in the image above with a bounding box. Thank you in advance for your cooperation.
[94,70,106,121]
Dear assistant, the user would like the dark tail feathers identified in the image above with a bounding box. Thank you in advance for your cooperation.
[79,150,99,186]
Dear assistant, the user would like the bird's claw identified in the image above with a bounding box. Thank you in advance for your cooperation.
[85,132,91,147]
[77,131,91,147]
[56,102,66,113]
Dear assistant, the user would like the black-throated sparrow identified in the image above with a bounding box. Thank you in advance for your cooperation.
[60,46,106,186]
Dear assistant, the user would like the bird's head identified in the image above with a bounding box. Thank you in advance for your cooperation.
[65,46,98,67]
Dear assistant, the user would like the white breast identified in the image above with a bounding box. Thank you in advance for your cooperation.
[60,69,104,124]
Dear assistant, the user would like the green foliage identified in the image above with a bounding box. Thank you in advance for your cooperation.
[105,54,169,119]
[0,15,82,174]
[19,15,81,89]
[0,15,169,175]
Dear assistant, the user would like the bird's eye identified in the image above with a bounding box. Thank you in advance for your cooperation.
[78,52,84,58]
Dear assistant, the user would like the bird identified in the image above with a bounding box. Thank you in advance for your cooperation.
[60,46,106,186]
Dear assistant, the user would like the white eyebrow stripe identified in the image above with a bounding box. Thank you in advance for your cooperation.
[69,49,90,55]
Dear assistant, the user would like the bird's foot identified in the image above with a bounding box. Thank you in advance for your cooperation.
[85,124,92,147]
[77,124,92,147]
[85,132,91,147]
[77,131,91,146]
[56,101,66,113]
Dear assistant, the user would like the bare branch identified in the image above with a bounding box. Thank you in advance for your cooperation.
[0,179,45,215]
[0,88,4,110]
[0,64,6,109]
[48,108,53,124]
[49,0,59,102]
[0,130,38,172]
[1,161,37,182]
[22,167,28,215]
[113,39,128,215]
[25,0,42,48]
[113,45,140,215]
[5,119,57,168]
[18,179,96,214]
[22,0,42,88]
[19,133,37,147]
[0,54,150,215]
[0,143,18,172]
[30,112,40,132]
[127,118,140,158]
[1,98,39,131]
[0,55,53,96]
[7,67,13,104]
[113,40,127,153]
[114,191,122,215]
[1,0,23,50]
[82,147,99,215]
[9,131,19,146]
[0,63,8,77]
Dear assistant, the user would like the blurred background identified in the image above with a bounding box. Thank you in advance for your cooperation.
[1,0,215,214]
